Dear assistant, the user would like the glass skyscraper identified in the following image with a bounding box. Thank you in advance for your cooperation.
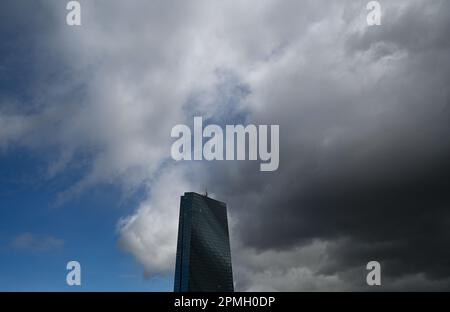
[174,192,234,292]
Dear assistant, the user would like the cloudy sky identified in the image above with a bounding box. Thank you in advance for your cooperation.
[1,0,449,291]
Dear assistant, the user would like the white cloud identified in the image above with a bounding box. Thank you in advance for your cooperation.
[117,164,193,277]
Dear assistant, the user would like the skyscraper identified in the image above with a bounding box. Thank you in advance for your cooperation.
[174,192,234,292]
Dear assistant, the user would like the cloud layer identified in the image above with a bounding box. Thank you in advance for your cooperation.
[1,0,450,290]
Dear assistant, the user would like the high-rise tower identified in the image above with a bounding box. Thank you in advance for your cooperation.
[174,192,234,292]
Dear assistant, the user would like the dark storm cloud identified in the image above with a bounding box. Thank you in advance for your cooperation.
[201,0,450,290]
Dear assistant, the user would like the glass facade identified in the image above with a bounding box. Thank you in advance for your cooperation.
[174,192,234,292]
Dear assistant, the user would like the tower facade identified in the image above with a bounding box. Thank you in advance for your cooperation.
[174,192,234,292]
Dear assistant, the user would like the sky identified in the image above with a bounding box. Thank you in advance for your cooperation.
[1,0,450,291]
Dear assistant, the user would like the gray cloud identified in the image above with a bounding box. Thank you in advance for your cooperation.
[202,0,450,290]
